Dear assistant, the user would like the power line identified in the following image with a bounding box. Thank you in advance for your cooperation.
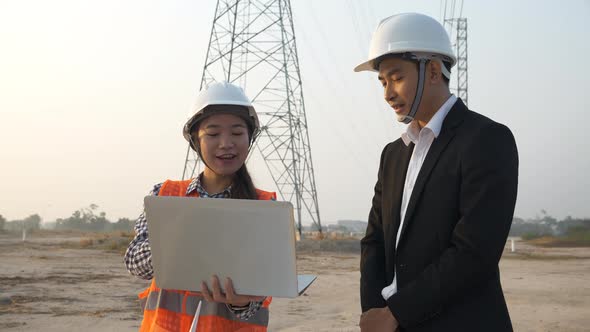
[300,1,387,151]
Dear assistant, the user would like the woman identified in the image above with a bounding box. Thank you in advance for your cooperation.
[124,82,275,332]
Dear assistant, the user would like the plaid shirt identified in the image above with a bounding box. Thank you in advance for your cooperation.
[124,175,263,320]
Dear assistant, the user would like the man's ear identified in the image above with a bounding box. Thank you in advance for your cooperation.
[428,60,443,84]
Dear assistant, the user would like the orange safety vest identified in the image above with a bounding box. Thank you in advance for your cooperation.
[138,179,276,332]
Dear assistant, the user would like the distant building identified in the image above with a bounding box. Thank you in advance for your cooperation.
[337,220,367,233]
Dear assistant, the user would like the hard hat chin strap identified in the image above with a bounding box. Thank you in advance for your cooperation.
[192,137,213,174]
[400,59,427,124]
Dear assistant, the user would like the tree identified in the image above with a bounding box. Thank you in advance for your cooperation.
[112,218,134,232]
[0,214,6,231]
[23,214,42,231]
[90,211,109,231]
[55,204,111,231]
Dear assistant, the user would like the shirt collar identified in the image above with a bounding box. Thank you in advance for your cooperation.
[186,172,232,197]
[401,94,457,146]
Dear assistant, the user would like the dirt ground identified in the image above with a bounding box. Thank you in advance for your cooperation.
[0,233,588,331]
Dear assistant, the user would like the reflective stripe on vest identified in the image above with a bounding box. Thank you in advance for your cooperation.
[140,289,269,326]
[138,179,276,332]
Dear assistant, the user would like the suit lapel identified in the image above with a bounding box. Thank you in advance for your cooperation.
[397,99,467,246]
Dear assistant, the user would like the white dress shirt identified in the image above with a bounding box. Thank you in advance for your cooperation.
[381,95,458,301]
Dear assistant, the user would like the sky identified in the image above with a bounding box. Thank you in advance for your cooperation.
[1,0,589,225]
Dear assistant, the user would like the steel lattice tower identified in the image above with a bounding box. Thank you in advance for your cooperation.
[454,18,468,105]
[443,0,468,106]
[182,0,322,236]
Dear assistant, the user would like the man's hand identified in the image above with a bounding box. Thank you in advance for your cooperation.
[359,306,399,332]
[200,275,265,307]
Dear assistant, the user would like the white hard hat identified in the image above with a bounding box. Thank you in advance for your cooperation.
[183,81,260,149]
[354,13,456,75]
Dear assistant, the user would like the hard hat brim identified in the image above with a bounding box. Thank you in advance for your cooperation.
[354,50,457,73]
[182,105,259,150]
[353,59,376,72]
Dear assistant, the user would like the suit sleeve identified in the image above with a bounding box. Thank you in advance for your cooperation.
[386,123,519,327]
[360,144,390,311]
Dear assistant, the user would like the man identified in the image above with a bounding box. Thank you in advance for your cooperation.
[356,13,518,331]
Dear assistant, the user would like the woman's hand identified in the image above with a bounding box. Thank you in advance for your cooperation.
[200,275,265,307]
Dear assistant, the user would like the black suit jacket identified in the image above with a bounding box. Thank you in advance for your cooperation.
[360,99,518,331]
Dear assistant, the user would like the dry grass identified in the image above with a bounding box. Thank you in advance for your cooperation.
[79,238,94,248]
[502,252,586,261]
[305,232,362,241]
[296,238,360,253]
[526,235,590,248]
[58,232,134,254]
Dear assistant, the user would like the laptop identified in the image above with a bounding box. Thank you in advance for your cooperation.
[144,196,316,298]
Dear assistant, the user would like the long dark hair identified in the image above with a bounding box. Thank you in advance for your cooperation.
[231,164,257,200]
